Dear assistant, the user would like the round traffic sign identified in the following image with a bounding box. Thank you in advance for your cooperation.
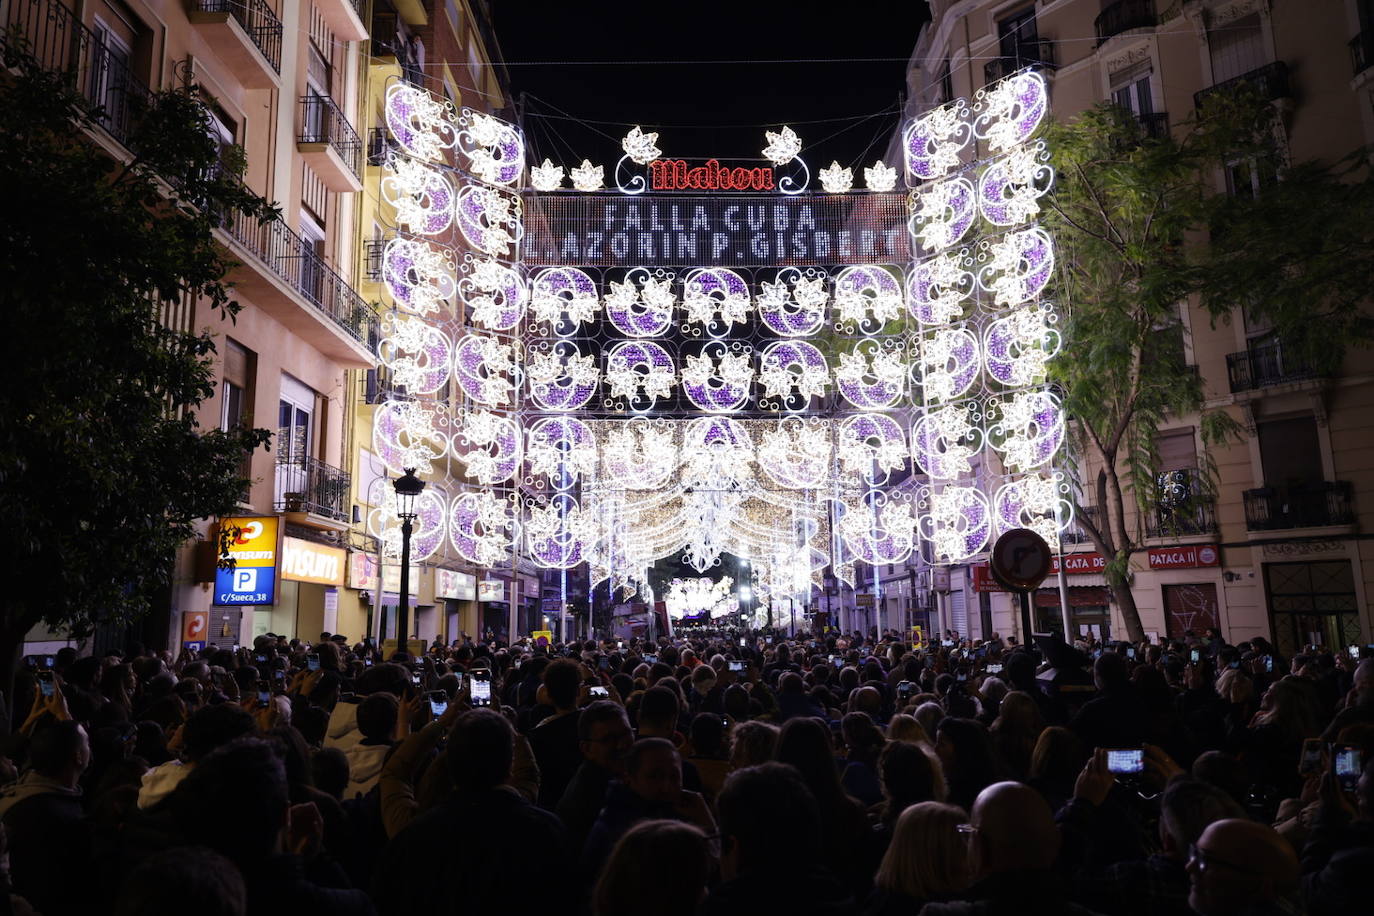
[990,528,1053,592]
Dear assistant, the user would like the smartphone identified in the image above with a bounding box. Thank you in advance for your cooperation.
[1333,745,1363,793]
[1350,645,1362,660]
[427,691,448,718]
[44,656,54,669]
[643,653,658,665]
[728,660,744,672]
[307,654,320,672]
[1126,647,1137,660]
[364,658,373,667]
[411,669,422,685]
[589,685,609,698]
[1190,649,1201,663]
[255,654,268,664]
[598,657,610,670]
[1299,738,1325,775]
[897,680,913,700]
[1264,655,1274,673]
[1106,748,1145,775]
[739,638,747,647]
[469,671,492,707]
[986,663,1003,674]
[256,680,271,709]
[766,636,773,644]
[37,670,54,698]
[956,672,968,682]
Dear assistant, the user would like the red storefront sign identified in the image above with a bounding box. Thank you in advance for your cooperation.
[1147,544,1220,570]
[973,553,1107,592]
[649,159,775,191]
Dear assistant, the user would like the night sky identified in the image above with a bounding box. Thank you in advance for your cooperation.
[491,1,932,174]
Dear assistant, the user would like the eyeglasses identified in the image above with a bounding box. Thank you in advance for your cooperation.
[1187,844,1255,875]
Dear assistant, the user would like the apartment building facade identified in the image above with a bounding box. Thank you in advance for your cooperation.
[871,0,1374,655]
[6,0,380,651]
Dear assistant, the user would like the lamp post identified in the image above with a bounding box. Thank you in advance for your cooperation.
[392,467,425,659]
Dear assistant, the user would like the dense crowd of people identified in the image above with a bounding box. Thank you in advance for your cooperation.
[1,624,1371,915]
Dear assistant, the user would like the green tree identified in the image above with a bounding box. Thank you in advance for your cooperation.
[0,48,274,693]
[1043,97,1374,642]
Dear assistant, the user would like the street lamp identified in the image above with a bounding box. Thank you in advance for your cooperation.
[392,467,425,659]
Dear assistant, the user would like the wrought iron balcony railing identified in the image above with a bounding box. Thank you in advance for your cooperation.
[299,92,362,180]
[2,0,152,148]
[192,0,282,73]
[1195,61,1291,109]
[274,455,351,521]
[1225,341,1321,392]
[1243,482,1354,531]
[212,193,376,345]
[1095,0,1156,46]
[984,40,1057,84]
[1147,468,1218,537]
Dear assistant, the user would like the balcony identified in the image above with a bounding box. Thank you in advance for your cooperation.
[187,0,282,90]
[1147,469,1218,538]
[1243,482,1354,531]
[1195,61,1292,109]
[213,197,377,367]
[1352,32,1374,77]
[3,0,152,150]
[298,93,363,192]
[1095,0,1156,46]
[371,31,425,86]
[312,0,368,42]
[1225,341,1322,393]
[984,40,1057,84]
[274,455,352,525]
[1137,111,1170,140]
[367,127,398,167]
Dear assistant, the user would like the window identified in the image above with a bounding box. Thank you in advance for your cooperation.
[1112,72,1154,118]
[298,210,326,302]
[277,374,317,463]
[1155,428,1197,472]
[90,16,135,135]
[997,7,1039,60]
[1208,13,1265,83]
[220,339,254,431]
[1224,155,1277,199]
[1257,416,1323,488]
[938,60,954,105]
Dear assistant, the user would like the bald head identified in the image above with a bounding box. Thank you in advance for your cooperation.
[1187,819,1298,916]
[971,781,1060,874]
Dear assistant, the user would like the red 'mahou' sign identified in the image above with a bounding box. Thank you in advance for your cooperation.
[649,159,775,191]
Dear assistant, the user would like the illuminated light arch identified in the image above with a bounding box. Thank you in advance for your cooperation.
[458,108,525,186]
[903,102,971,182]
[449,490,515,567]
[906,250,973,327]
[452,334,515,406]
[758,340,829,409]
[452,410,522,484]
[526,342,599,411]
[756,268,828,337]
[458,257,527,331]
[604,340,676,410]
[835,342,905,410]
[530,267,600,328]
[682,267,752,332]
[604,271,675,338]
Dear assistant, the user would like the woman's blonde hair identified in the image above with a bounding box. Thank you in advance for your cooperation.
[888,713,931,746]
[875,801,970,900]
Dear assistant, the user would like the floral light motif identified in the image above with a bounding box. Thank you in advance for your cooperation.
[762,126,802,165]
[924,485,992,562]
[530,158,565,191]
[621,126,662,165]
[459,257,527,330]
[530,267,600,327]
[974,70,1048,154]
[604,273,676,337]
[369,486,447,562]
[911,177,976,253]
[681,346,754,413]
[571,159,605,191]
[526,344,599,411]
[757,419,831,489]
[835,345,904,409]
[833,266,904,326]
[526,417,597,483]
[837,414,907,479]
[682,268,751,330]
[460,110,524,186]
[839,497,916,565]
[602,420,677,490]
[906,251,973,326]
[989,390,1064,472]
[373,399,445,476]
[449,491,514,567]
[983,307,1060,388]
[453,410,522,484]
[911,404,982,480]
[605,341,676,406]
[819,161,854,193]
[382,238,455,317]
[455,184,522,257]
[452,334,515,406]
[978,227,1054,307]
[384,83,457,163]
[864,160,897,192]
[977,144,1053,226]
[903,102,971,181]
[664,576,738,620]
[918,327,981,402]
[756,271,827,337]
[995,473,1071,549]
[758,341,830,403]
[525,495,592,569]
[381,154,453,236]
[379,314,450,394]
